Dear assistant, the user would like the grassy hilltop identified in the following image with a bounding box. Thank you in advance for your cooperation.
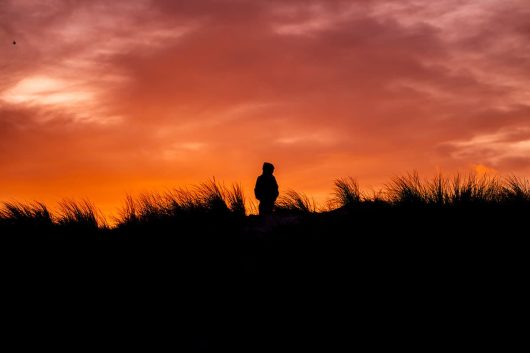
[1,172,525,350]
[2,171,527,283]
[2,172,529,235]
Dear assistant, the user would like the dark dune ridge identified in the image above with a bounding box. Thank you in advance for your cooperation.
[1,172,525,350]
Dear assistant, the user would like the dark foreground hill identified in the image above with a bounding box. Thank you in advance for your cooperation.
[1,174,527,350]
[2,207,526,350]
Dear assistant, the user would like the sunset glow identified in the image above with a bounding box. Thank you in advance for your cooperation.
[1,0,529,218]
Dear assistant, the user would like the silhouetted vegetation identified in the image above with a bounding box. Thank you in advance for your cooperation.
[1,173,525,350]
[276,189,316,214]
[3,172,530,234]
[58,199,107,231]
[386,172,507,206]
[331,177,363,208]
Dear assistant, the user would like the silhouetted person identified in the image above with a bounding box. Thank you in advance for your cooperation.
[254,162,279,215]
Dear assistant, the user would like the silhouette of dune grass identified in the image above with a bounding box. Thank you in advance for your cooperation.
[116,179,246,228]
[386,172,513,206]
[1,172,526,351]
[58,199,107,230]
[2,172,530,232]
[503,175,530,203]
[0,201,54,229]
[331,177,363,208]
[276,190,316,214]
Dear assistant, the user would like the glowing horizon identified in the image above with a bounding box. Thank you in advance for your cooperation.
[1,0,529,218]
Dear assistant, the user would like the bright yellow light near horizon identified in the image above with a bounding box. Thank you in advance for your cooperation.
[473,164,497,176]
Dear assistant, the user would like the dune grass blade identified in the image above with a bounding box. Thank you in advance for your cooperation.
[426,174,449,206]
[225,183,246,216]
[58,199,106,230]
[115,179,247,227]
[196,179,229,213]
[502,175,530,202]
[277,190,316,214]
[332,177,362,208]
[0,201,54,227]
[449,174,501,205]
[386,171,426,205]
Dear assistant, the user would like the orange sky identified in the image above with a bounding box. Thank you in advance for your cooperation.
[1,0,529,218]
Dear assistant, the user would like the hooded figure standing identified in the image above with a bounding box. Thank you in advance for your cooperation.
[254,162,279,215]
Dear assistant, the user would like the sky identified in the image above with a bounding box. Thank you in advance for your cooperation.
[1,0,529,217]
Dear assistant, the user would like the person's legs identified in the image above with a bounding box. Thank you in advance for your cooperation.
[259,201,274,215]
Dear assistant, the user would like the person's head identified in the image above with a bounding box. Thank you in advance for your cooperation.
[262,162,275,175]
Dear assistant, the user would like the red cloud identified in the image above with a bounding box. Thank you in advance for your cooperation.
[0,0,529,217]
